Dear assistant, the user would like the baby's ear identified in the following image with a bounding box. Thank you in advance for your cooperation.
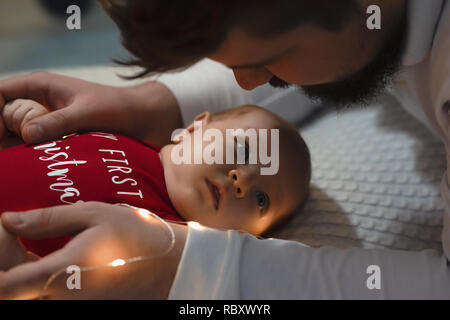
[186,112,211,133]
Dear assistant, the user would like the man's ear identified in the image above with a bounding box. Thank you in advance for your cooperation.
[186,112,211,133]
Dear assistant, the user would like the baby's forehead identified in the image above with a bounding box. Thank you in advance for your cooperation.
[226,108,284,129]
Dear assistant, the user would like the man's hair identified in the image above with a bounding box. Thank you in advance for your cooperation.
[100,0,359,78]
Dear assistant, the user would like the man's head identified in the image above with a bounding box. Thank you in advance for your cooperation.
[102,0,407,107]
[159,105,311,235]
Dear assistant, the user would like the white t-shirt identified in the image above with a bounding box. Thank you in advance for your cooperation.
[157,0,450,299]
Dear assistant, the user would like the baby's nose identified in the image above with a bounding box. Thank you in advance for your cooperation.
[228,169,250,199]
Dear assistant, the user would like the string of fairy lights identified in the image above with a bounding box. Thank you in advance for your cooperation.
[38,203,266,299]
[39,203,177,300]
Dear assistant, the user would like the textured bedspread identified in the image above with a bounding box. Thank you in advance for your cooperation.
[269,96,446,253]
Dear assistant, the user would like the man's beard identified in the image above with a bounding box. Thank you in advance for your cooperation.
[269,14,407,110]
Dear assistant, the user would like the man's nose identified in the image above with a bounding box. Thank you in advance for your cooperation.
[228,169,251,199]
[232,67,273,90]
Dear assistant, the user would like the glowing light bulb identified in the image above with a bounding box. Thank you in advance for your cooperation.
[111,259,126,267]
[62,133,78,140]
[188,221,203,230]
[137,208,152,219]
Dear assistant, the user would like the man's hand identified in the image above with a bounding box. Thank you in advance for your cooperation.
[0,72,182,147]
[0,202,187,299]
[0,223,36,271]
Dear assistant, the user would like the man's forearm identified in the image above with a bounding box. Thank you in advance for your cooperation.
[125,81,183,147]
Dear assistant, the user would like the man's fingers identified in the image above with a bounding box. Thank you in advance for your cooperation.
[0,225,132,300]
[0,72,54,109]
[0,202,107,239]
[0,246,79,299]
[0,72,55,143]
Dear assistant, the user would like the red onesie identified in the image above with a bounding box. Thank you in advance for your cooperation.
[0,132,183,256]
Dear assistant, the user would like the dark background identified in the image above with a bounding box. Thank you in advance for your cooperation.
[0,0,128,74]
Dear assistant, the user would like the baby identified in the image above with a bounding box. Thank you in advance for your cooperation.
[0,99,311,269]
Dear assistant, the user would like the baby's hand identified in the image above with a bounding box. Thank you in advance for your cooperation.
[2,99,49,138]
[0,222,36,270]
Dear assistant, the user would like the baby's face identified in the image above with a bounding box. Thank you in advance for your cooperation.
[160,106,308,235]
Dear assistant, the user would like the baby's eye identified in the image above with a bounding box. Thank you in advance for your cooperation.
[256,191,269,211]
[235,138,250,163]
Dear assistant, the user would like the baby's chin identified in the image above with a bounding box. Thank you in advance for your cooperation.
[170,194,208,223]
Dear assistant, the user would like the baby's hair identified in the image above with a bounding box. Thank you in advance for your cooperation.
[274,117,311,227]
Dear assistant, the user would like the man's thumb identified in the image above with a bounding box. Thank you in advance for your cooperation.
[22,123,45,144]
[1,211,24,228]
[21,108,77,144]
[1,205,92,239]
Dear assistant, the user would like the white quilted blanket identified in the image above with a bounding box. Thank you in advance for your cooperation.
[269,96,446,253]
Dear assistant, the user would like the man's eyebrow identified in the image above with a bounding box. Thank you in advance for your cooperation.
[227,48,292,70]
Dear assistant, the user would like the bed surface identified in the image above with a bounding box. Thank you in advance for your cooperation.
[269,96,445,253]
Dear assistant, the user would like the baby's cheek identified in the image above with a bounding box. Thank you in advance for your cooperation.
[176,183,206,221]
[223,205,255,231]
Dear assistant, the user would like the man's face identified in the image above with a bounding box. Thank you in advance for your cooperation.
[209,2,406,108]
